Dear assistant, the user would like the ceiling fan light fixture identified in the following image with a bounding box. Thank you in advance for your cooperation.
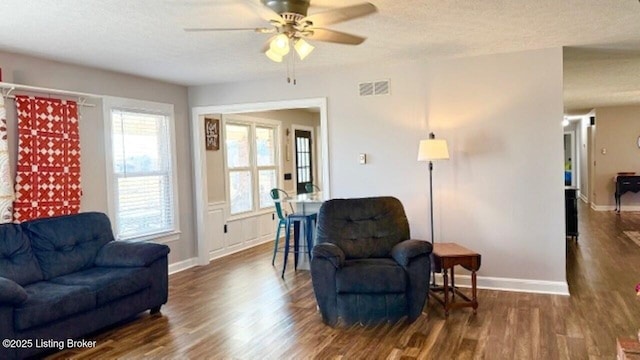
[294,38,314,60]
[270,34,290,56]
[265,48,283,62]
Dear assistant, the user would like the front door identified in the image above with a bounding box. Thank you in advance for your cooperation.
[295,130,313,194]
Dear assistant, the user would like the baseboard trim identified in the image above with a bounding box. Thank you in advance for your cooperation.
[209,237,273,262]
[168,257,199,275]
[579,193,588,203]
[590,204,640,212]
[169,257,569,295]
[435,274,569,296]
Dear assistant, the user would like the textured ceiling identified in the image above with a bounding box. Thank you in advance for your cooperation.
[0,0,639,109]
[564,46,640,112]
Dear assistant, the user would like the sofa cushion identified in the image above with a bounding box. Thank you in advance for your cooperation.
[15,282,96,331]
[336,258,407,293]
[0,224,44,285]
[23,212,115,279]
[51,266,151,306]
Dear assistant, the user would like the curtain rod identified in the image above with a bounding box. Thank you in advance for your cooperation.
[0,81,99,107]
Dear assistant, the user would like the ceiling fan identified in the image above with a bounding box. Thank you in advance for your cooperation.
[185,0,377,77]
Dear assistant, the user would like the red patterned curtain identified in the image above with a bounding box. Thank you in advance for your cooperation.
[13,96,82,223]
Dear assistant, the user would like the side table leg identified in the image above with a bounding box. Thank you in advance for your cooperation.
[451,266,455,300]
[472,270,478,314]
[443,268,449,317]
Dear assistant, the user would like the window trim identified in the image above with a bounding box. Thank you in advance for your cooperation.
[103,96,180,243]
[222,114,281,220]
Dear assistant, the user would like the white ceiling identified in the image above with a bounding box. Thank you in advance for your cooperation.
[0,0,639,110]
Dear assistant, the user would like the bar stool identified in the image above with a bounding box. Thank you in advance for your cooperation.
[304,183,321,193]
[270,188,317,278]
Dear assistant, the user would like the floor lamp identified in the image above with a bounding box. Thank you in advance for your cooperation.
[417,132,450,286]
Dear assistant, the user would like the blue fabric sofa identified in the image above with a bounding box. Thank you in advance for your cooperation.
[0,212,170,359]
[311,197,432,326]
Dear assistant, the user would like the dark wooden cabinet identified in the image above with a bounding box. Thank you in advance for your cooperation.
[615,175,640,212]
[565,187,578,240]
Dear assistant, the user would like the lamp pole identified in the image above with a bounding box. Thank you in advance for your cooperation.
[428,132,437,287]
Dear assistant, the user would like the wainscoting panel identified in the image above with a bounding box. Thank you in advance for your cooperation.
[225,220,243,248]
[207,203,278,262]
[206,207,225,255]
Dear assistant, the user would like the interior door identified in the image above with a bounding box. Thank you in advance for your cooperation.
[295,130,313,194]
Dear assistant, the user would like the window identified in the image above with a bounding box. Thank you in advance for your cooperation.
[225,116,279,216]
[104,97,179,241]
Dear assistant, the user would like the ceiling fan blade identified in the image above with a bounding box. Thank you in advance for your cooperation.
[300,3,377,27]
[306,28,366,45]
[241,0,285,24]
[184,27,274,33]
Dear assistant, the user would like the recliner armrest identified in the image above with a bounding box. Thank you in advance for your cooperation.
[0,277,28,305]
[391,239,432,266]
[95,241,170,268]
[312,243,345,269]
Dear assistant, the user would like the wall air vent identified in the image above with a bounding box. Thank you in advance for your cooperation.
[358,79,390,96]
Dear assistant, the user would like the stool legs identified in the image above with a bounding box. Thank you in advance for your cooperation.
[282,219,292,278]
[293,222,300,270]
[272,221,283,266]
[306,217,314,261]
[280,215,316,278]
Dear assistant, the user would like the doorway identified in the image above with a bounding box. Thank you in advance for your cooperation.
[564,132,575,186]
[190,98,329,266]
[294,128,314,194]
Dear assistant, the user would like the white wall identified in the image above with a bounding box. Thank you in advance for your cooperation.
[592,106,640,209]
[425,48,565,285]
[0,50,194,265]
[189,47,567,291]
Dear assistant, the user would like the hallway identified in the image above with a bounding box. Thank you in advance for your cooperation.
[565,202,640,351]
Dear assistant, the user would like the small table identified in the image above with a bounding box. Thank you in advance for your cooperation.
[430,243,481,317]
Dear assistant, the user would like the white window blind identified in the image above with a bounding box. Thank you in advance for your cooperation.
[110,109,176,240]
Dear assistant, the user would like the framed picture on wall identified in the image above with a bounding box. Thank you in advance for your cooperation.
[204,117,220,151]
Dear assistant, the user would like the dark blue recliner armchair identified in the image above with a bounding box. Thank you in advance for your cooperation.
[310,197,432,326]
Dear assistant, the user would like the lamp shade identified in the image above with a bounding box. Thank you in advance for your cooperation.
[294,38,314,60]
[265,48,283,62]
[417,139,450,161]
[270,34,290,56]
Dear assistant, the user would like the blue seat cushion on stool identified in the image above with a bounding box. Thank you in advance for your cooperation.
[336,258,407,293]
[50,266,151,306]
[15,282,96,331]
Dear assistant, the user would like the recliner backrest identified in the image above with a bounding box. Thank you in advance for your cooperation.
[22,212,115,279]
[316,197,410,259]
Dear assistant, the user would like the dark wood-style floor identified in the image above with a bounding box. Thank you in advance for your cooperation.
[49,203,640,359]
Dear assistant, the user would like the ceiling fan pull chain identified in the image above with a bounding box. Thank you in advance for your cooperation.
[286,51,291,83]
[292,48,297,85]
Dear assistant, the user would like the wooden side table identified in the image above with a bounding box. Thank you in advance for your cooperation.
[430,243,481,317]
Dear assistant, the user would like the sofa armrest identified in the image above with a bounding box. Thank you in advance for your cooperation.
[312,243,345,269]
[95,241,170,268]
[391,239,433,266]
[0,277,28,305]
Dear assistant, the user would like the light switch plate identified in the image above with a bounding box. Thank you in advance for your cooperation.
[359,153,367,164]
